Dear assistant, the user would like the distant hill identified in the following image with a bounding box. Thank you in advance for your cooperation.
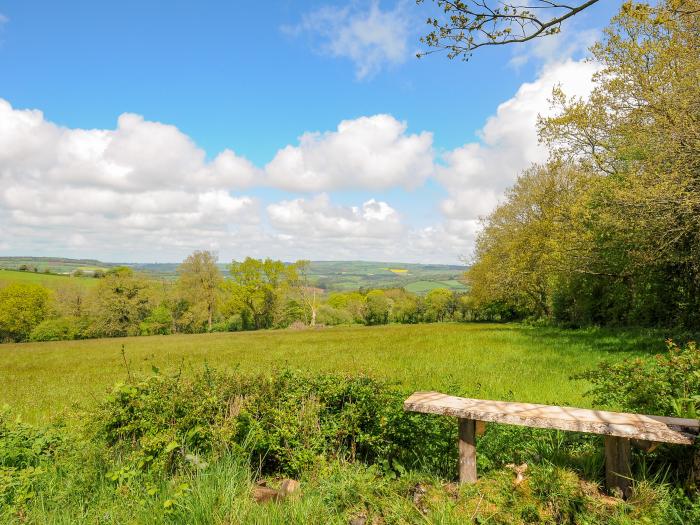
[0,257,468,294]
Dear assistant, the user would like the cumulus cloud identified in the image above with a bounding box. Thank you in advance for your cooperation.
[0,99,260,258]
[436,59,599,222]
[265,114,433,192]
[0,57,599,264]
[267,194,403,239]
[285,1,410,79]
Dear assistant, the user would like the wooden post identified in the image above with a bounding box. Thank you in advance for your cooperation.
[605,436,632,498]
[458,418,477,484]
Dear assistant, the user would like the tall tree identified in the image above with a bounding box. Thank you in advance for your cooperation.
[89,267,152,337]
[177,250,223,332]
[467,1,700,327]
[539,0,700,326]
[226,258,300,330]
[466,163,586,319]
[293,260,321,327]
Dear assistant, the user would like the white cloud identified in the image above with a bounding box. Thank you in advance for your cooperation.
[267,194,402,239]
[436,59,599,222]
[286,1,410,79]
[509,28,599,69]
[0,13,8,26]
[0,57,600,264]
[0,99,260,259]
[265,114,433,192]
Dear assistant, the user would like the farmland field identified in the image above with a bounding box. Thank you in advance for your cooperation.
[0,268,100,289]
[0,257,468,293]
[0,323,660,423]
[404,279,467,293]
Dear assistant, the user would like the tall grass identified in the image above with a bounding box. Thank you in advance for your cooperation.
[0,323,663,423]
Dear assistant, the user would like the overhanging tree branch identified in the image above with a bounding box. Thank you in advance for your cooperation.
[416,0,601,59]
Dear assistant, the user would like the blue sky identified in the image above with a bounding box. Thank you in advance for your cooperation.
[0,1,619,263]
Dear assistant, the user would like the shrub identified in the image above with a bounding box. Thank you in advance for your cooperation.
[29,318,79,342]
[0,283,51,342]
[210,314,244,332]
[317,304,353,326]
[0,410,64,514]
[363,291,391,325]
[575,340,700,417]
[139,305,173,336]
[92,369,456,479]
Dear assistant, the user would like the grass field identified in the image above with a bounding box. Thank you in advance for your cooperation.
[0,323,660,423]
[0,268,99,289]
[404,279,468,293]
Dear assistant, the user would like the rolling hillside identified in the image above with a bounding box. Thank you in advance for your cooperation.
[0,257,467,293]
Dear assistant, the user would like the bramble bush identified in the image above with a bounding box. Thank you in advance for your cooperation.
[92,368,457,479]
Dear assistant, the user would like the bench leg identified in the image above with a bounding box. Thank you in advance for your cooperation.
[458,418,477,484]
[605,436,632,498]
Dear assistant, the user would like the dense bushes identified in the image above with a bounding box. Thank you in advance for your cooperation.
[94,369,456,479]
[576,340,700,418]
[2,358,700,522]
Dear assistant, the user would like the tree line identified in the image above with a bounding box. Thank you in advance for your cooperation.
[465,0,700,328]
[0,252,475,343]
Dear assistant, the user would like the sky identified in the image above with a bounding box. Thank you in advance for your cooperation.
[0,0,620,264]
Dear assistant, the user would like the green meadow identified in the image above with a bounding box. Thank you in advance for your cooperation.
[1,323,660,423]
[0,269,99,290]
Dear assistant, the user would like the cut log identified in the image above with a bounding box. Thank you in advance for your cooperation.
[458,418,477,484]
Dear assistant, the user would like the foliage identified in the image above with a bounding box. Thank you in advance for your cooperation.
[29,317,81,342]
[93,368,456,479]
[576,340,700,418]
[2,366,700,523]
[0,283,51,342]
[225,258,301,330]
[316,304,354,326]
[362,290,391,325]
[176,250,223,332]
[1,248,476,346]
[87,267,154,337]
[0,409,64,513]
[140,305,174,336]
[467,0,700,328]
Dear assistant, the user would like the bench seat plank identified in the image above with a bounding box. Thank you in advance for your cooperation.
[404,392,699,445]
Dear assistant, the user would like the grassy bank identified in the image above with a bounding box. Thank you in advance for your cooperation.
[0,323,661,423]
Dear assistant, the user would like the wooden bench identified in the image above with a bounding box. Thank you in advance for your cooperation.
[404,392,699,497]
